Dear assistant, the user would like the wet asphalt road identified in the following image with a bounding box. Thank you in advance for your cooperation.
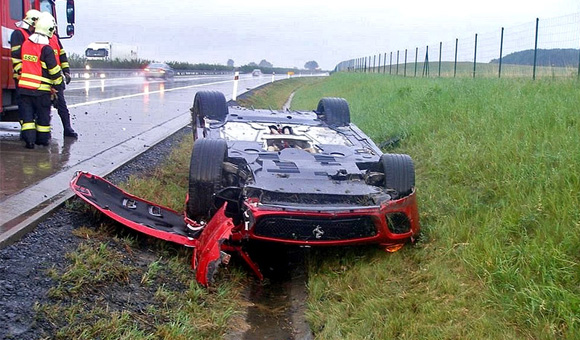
[0,73,285,234]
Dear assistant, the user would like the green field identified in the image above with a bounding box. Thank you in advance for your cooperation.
[366,61,579,79]
[285,73,580,339]
[45,73,580,339]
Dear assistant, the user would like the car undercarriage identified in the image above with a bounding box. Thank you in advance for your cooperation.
[71,91,420,286]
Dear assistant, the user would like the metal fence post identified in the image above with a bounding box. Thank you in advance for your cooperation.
[364,57,367,73]
[373,55,376,72]
[423,46,429,77]
[499,27,504,78]
[438,41,442,77]
[383,53,387,73]
[454,38,458,77]
[473,33,478,78]
[390,52,393,74]
[378,53,382,73]
[533,18,539,80]
[396,50,400,75]
[415,47,418,77]
[404,49,407,77]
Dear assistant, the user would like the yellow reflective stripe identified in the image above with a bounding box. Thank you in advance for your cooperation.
[52,77,63,85]
[18,80,39,88]
[21,73,52,83]
[13,64,22,71]
[48,65,62,75]
[60,49,66,55]
[36,125,51,133]
[12,57,22,63]
[61,62,70,68]
[22,122,36,131]
[41,61,47,69]
[11,45,21,51]
[18,80,52,91]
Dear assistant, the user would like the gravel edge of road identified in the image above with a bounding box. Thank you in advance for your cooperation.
[0,126,193,340]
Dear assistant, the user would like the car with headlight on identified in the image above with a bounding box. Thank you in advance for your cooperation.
[71,90,420,286]
[143,62,174,80]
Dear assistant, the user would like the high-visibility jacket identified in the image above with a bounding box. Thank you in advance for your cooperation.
[18,39,62,93]
[10,27,33,79]
[48,35,70,72]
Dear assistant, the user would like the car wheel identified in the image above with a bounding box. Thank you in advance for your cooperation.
[191,91,228,140]
[187,139,228,220]
[380,153,415,198]
[193,90,228,121]
[316,97,351,126]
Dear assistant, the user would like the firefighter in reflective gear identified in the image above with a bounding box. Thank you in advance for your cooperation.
[18,14,63,149]
[10,10,41,137]
[10,9,41,81]
[40,12,78,138]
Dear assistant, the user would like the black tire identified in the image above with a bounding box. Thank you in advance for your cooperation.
[187,139,228,219]
[191,91,228,140]
[316,97,350,126]
[380,153,415,198]
[192,90,228,121]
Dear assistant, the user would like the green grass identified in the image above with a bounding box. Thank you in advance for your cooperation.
[43,75,580,339]
[39,133,249,340]
[366,61,579,79]
[236,76,325,109]
[287,73,580,339]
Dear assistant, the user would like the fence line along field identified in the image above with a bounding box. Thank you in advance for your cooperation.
[336,12,580,80]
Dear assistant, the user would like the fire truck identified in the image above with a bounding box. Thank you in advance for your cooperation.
[0,0,75,121]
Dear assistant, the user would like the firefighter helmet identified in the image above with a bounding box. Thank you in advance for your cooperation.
[40,11,57,28]
[23,9,42,26]
[34,14,56,37]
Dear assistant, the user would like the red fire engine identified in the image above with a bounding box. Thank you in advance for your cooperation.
[0,0,75,121]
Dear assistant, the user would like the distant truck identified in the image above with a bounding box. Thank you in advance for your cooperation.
[85,42,138,61]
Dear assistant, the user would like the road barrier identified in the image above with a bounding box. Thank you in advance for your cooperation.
[69,68,235,79]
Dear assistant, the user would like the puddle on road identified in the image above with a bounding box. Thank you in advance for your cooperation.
[236,243,313,340]
[0,135,77,200]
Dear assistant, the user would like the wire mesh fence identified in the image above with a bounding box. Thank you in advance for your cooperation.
[334,12,580,79]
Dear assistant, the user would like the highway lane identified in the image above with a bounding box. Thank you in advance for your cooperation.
[0,73,287,236]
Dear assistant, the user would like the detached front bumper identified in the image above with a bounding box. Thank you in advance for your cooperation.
[242,191,420,247]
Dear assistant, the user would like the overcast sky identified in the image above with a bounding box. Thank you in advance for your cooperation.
[56,0,580,70]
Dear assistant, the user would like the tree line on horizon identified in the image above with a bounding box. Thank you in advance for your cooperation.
[67,54,323,73]
[489,48,580,67]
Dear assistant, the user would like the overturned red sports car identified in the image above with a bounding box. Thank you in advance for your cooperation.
[70,91,420,286]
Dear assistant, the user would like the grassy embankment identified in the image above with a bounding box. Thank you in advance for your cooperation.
[368,61,579,79]
[286,73,579,339]
[35,78,321,340]
[40,73,579,339]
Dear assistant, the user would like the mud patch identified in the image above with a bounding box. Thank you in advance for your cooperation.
[235,242,313,340]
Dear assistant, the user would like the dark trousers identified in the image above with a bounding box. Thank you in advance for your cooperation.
[55,84,72,130]
[19,94,52,144]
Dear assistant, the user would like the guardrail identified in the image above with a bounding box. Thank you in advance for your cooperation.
[69,68,235,79]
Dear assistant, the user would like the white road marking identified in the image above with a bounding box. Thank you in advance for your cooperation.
[67,79,234,108]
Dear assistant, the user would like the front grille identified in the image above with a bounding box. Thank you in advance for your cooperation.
[253,215,377,241]
[259,191,378,206]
